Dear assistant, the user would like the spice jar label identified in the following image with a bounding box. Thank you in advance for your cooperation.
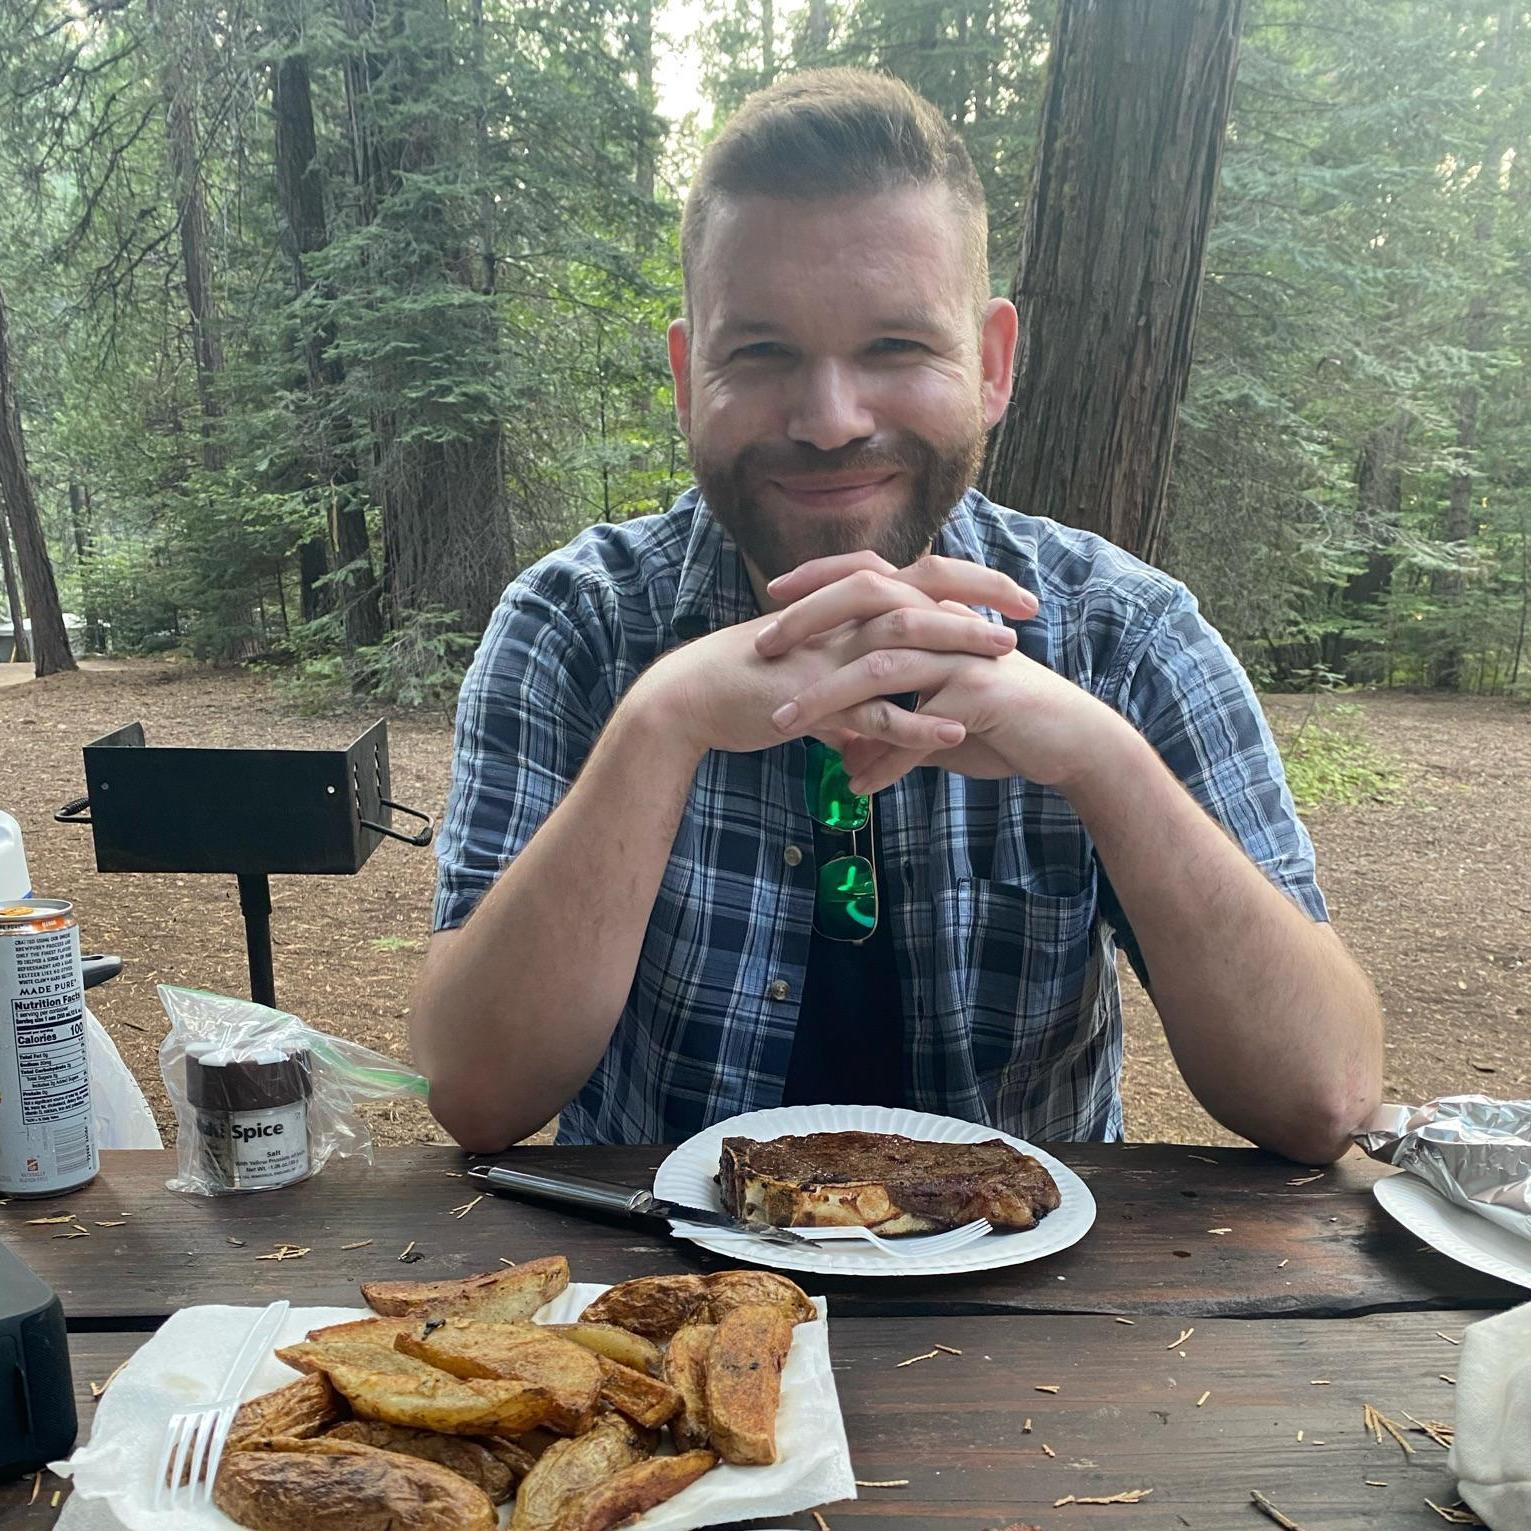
[198,1102,309,1189]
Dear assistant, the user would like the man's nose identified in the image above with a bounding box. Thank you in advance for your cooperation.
[785,359,876,452]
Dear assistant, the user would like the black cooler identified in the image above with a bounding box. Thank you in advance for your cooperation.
[0,1241,77,1477]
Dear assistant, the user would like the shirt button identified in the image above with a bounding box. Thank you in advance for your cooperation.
[767,979,791,1002]
[782,845,803,868]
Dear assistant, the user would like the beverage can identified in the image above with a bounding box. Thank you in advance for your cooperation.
[0,899,98,1197]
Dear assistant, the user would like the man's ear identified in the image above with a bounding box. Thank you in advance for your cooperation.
[979,297,1019,430]
[667,318,692,435]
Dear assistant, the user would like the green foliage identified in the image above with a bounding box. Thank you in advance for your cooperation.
[370,935,423,953]
[1164,0,1531,696]
[350,609,479,710]
[0,0,1525,708]
[1272,701,1406,811]
[78,539,181,655]
[277,607,477,713]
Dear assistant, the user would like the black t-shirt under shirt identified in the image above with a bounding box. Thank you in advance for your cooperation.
[780,813,905,1108]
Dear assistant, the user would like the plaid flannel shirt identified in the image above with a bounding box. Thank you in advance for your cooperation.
[434,488,1328,1145]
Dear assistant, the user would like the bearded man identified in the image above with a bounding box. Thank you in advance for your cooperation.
[411,69,1382,1164]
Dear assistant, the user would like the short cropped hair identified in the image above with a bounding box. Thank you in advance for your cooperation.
[680,68,989,321]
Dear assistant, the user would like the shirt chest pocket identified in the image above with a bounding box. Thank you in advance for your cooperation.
[933,875,1103,1077]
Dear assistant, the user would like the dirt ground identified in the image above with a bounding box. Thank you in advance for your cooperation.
[0,661,1525,1152]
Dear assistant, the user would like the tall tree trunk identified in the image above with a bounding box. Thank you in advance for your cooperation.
[153,0,266,662]
[1434,7,1515,690]
[342,0,512,636]
[67,480,102,653]
[807,0,829,56]
[270,40,342,621]
[156,3,226,475]
[1327,416,1405,679]
[761,0,775,78]
[629,0,656,208]
[1433,369,1480,688]
[1509,507,1529,691]
[273,31,335,628]
[981,0,1244,565]
[272,0,383,651]
[298,535,329,623]
[0,282,76,677]
[0,507,27,663]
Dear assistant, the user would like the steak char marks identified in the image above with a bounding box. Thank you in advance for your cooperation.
[718,1131,1061,1235]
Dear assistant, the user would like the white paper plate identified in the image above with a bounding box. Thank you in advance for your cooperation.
[1374,1171,1531,1291]
[53,1286,855,1531]
[653,1102,1096,1277]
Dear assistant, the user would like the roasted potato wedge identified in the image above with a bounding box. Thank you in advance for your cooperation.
[322,1422,518,1503]
[703,1270,816,1328]
[478,1434,542,1479]
[577,1269,814,1340]
[544,1322,663,1377]
[277,1337,444,1383]
[661,1322,714,1451]
[226,1373,347,1452]
[593,1356,682,1428]
[509,1415,652,1531]
[362,1256,569,1323]
[320,1359,559,1438]
[212,1439,497,1531]
[278,1341,443,1390]
[497,1427,562,1466]
[577,1273,708,1339]
[549,1449,717,1531]
[396,1320,602,1435]
[705,1303,793,1465]
[306,1316,417,1348]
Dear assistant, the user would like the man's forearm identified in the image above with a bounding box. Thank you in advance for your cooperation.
[410,682,706,1151]
[1064,726,1383,1163]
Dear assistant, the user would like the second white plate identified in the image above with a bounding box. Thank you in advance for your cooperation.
[652,1101,1096,1277]
[1374,1170,1531,1291]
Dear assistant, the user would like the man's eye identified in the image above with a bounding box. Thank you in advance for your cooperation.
[730,342,789,361]
[870,338,926,355]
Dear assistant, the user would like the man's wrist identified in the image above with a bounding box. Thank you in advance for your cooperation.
[620,662,713,770]
[1052,706,1157,815]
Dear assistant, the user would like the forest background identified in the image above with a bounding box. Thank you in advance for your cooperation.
[0,0,1525,1149]
[0,0,1526,706]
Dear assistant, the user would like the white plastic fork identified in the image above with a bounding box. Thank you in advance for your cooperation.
[795,1217,994,1258]
[151,1299,291,1510]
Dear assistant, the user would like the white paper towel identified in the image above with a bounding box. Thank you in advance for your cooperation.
[1448,1301,1531,1530]
[51,1285,855,1530]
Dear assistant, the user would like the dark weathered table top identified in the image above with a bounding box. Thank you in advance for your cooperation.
[1,1144,1507,1528]
[5,1143,1521,1321]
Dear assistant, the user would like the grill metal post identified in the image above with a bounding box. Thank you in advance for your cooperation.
[237,873,277,1009]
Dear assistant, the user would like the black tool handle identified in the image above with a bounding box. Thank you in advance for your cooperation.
[467,1163,653,1217]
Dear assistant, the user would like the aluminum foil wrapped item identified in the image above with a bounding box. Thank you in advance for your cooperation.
[1355,1095,1531,1243]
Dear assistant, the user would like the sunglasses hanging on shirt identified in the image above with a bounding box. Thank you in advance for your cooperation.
[803,739,878,943]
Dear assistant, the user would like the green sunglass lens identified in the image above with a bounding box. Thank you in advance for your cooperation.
[804,740,870,831]
[816,854,877,940]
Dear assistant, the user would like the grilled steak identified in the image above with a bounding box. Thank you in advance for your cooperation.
[718,1130,1061,1234]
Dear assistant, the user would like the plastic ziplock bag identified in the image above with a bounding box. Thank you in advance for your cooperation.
[86,1007,163,1150]
[157,984,429,1196]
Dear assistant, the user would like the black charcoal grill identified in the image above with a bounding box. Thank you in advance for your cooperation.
[55,721,434,1009]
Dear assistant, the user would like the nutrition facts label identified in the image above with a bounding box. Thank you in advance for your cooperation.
[1,919,95,1191]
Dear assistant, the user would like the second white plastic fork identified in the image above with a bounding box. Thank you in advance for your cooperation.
[795,1217,994,1258]
[151,1298,291,1510]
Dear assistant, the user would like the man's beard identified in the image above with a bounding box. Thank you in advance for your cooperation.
[690,426,986,586]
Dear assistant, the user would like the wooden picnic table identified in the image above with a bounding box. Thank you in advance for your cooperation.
[1,1142,1517,1529]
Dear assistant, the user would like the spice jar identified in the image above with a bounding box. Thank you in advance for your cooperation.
[185,1043,313,1192]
